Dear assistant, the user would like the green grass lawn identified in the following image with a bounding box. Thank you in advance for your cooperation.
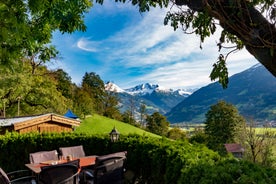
[75,114,160,138]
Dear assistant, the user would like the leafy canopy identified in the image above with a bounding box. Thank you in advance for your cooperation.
[0,61,69,116]
[205,100,245,153]
[146,112,169,136]
[0,0,92,65]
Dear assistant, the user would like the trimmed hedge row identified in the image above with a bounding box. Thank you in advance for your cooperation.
[0,132,275,183]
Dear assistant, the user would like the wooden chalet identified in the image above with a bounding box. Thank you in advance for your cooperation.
[0,113,80,134]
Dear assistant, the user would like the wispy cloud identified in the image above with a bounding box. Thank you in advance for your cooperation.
[57,1,258,89]
[76,7,205,67]
[77,38,100,52]
[137,59,214,89]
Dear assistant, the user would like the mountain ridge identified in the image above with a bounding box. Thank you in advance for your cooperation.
[105,82,192,115]
[105,81,195,96]
[166,64,276,124]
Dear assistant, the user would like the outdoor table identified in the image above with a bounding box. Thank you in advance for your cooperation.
[25,155,97,182]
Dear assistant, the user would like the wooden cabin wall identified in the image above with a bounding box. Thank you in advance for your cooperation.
[17,122,73,134]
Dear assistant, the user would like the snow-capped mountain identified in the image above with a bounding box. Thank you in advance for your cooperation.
[122,83,195,96]
[105,82,196,116]
[105,81,125,93]
[125,83,166,95]
[174,88,198,96]
[105,82,196,97]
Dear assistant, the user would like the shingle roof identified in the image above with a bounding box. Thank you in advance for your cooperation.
[224,143,245,153]
[0,113,80,127]
[0,114,45,127]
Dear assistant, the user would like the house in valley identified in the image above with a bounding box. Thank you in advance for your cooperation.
[224,143,245,158]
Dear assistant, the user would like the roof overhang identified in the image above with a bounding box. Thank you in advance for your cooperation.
[5,113,80,131]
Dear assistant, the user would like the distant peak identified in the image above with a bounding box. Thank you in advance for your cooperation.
[105,82,196,96]
[123,83,195,96]
[124,83,160,95]
[105,81,125,92]
[141,83,159,90]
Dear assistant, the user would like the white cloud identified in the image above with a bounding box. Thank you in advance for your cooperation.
[77,38,99,52]
[58,2,259,89]
[131,48,257,89]
[135,59,215,89]
[77,7,206,67]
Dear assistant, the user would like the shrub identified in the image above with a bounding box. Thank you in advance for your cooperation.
[0,132,275,184]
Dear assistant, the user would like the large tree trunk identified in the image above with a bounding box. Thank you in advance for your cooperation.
[175,0,276,77]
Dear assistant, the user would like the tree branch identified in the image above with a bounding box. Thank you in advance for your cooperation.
[174,0,276,77]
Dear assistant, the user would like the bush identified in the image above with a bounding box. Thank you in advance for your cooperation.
[0,132,275,184]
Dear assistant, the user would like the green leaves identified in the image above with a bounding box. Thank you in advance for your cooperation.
[81,72,107,115]
[146,112,169,136]
[205,101,245,154]
[193,11,215,43]
[1,0,92,66]
[210,54,229,89]
[109,0,169,12]
[0,60,69,117]
[1,132,275,183]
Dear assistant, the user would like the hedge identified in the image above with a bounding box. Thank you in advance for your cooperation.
[0,132,275,183]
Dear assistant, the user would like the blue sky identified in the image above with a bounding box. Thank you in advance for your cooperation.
[50,0,258,90]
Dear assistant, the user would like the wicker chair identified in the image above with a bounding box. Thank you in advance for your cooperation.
[29,150,58,164]
[59,145,85,158]
[39,159,80,184]
[83,151,127,184]
[0,167,36,184]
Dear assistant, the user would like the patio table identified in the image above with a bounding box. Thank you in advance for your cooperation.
[25,155,97,174]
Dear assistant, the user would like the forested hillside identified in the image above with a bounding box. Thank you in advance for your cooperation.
[0,65,122,120]
[166,65,276,123]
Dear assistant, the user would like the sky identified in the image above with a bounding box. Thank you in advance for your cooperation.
[50,0,258,90]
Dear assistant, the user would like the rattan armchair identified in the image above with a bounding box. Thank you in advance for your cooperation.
[29,150,58,164]
[0,167,36,184]
[39,159,80,184]
[83,151,127,184]
[59,145,85,158]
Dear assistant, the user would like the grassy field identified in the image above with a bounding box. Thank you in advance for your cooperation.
[254,127,276,134]
[75,115,275,154]
[75,114,160,138]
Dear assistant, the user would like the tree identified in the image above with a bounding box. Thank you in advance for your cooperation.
[139,102,147,126]
[146,112,169,136]
[81,72,106,114]
[111,0,276,88]
[0,61,68,117]
[1,0,92,66]
[72,87,94,119]
[52,69,74,99]
[102,91,122,120]
[167,127,187,140]
[205,100,245,153]
[237,120,276,167]
[121,110,138,126]
[24,44,59,74]
[189,128,208,145]
[127,95,136,122]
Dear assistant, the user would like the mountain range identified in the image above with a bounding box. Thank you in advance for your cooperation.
[166,64,276,124]
[105,82,194,115]
[105,64,276,124]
